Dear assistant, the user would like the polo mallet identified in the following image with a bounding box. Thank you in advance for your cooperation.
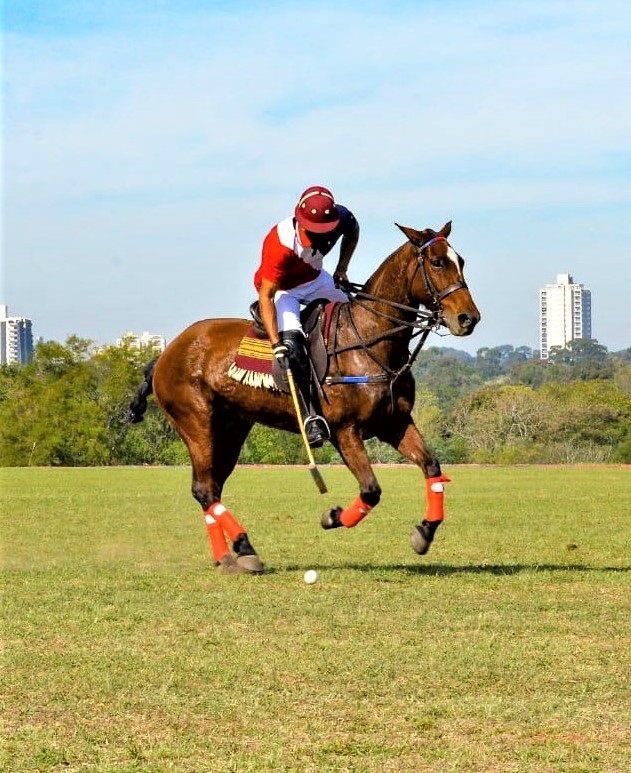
[285,367,328,494]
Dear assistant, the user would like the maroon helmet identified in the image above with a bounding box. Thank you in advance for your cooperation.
[294,186,340,233]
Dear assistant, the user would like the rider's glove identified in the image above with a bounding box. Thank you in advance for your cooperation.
[272,342,290,370]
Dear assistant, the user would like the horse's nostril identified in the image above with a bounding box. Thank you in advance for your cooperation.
[458,313,473,328]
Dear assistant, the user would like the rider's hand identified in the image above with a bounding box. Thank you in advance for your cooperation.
[272,342,290,370]
[334,271,348,289]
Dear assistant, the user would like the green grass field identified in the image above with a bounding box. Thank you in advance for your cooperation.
[2,465,630,772]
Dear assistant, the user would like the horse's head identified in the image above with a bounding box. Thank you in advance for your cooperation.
[395,221,481,336]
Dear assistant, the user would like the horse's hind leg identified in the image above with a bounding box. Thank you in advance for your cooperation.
[204,413,265,574]
[379,417,450,556]
[171,402,263,574]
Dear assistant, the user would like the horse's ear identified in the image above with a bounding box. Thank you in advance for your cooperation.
[439,221,452,238]
[395,223,428,247]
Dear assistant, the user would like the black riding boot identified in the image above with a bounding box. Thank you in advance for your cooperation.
[281,330,329,448]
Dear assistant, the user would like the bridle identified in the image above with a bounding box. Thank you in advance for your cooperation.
[326,235,469,388]
[414,235,469,308]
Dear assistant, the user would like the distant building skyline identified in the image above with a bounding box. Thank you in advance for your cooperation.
[1,281,605,367]
[116,331,167,352]
[539,274,592,360]
[1,302,170,362]
[0,304,34,365]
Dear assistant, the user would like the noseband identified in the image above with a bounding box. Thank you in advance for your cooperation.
[416,236,469,309]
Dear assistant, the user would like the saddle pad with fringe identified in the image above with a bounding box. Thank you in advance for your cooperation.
[227,303,340,391]
[228,327,278,390]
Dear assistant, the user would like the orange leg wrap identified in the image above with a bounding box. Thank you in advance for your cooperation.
[425,474,451,522]
[203,511,230,562]
[206,502,246,541]
[340,495,374,528]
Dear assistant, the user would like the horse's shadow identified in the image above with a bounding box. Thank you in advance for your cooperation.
[276,562,631,576]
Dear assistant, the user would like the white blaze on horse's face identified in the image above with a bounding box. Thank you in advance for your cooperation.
[446,245,464,279]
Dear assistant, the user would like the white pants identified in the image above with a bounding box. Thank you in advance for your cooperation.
[275,270,348,332]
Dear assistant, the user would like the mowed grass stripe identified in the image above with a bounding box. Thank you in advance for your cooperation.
[2,465,630,772]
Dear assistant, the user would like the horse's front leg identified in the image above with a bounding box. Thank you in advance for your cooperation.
[321,426,381,530]
[381,417,451,556]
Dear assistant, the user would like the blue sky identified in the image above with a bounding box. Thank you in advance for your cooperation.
[3,0,630,354]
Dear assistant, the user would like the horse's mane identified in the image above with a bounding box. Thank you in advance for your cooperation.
[362,241,413,298]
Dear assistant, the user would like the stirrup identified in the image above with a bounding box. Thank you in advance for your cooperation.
[304,415,330,448]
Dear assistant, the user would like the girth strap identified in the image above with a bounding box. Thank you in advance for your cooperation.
[324,374,391,385]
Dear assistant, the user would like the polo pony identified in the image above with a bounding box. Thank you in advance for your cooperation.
[129,221,480,573]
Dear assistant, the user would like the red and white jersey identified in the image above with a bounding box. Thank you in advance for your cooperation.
[254,206,356,291]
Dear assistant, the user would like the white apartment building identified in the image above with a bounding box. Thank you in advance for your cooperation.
[0,304,34,365]
[116,331,167,352]
[539,274,592,360]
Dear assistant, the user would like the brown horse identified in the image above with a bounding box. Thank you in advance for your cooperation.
[128,221,480,573]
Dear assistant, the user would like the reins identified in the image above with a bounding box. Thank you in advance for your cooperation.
[325,282,439,387]
[325,236,467,389]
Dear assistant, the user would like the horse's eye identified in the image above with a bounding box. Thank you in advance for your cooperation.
[430,258,444,269]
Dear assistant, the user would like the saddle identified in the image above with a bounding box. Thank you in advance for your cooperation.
[228,299,340,392]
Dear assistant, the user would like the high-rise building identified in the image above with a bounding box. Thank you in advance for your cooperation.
[0,305,34,365]
[539,274,592,360]
[116,331,167,352]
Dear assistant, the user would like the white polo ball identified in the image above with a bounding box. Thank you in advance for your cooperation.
[303,569,318,585]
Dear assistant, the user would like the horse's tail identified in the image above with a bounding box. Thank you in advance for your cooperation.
[127,358,158,424]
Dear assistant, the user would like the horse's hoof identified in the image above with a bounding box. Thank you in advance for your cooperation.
[321,507,343,530]
[410,520,441,555]
[216,555,244,574]
[410,526,431,555]
[236,554,265,573]
[216,555,263,574]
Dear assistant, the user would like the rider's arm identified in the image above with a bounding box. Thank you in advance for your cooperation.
[334,217,360,285]
[258,277,281,345]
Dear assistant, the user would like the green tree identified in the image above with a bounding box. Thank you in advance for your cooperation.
[549,338,609,363]
[450,379,631,464]
[450,385,549,462]
[412,349,483,413]
[547,338,613,380]
[476,345,514,379]
[0,338,187,466]
[540,380,631,460]
[0,338,108,465]
[611,426,631,462]
[90,342,186,465]
[613,360,631,398]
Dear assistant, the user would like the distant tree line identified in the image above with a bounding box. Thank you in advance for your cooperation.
[410,340,631,464]
[0,337,629,466]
